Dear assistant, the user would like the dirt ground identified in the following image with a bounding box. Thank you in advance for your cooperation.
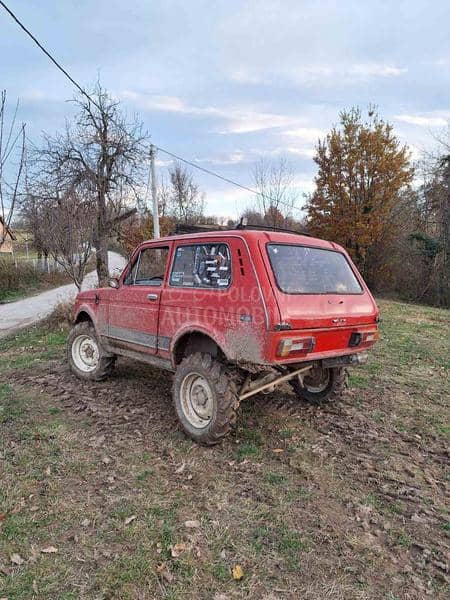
[0,299,449,599]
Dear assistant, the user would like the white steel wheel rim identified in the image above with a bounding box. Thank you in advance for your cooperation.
[71,334,100,373]
[302,368,331,393]
[180,372,214,429]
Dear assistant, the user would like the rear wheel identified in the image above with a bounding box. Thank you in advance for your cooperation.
[291,365,347,404]
[67,321,115,381]
[173,352,239,445]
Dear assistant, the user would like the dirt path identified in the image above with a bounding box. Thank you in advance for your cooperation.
[0,251,126,339]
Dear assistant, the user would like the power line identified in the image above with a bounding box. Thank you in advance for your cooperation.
[0,1,100,111]
[1,1,303,214]
[154,145,302,212]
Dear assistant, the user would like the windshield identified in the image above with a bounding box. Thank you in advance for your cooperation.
[267,244,363,294]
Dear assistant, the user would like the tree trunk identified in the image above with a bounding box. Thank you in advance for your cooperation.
[95,191,110,287]
[96,238,109,287]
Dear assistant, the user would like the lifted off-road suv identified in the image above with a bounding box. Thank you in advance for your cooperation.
[68,227,379,444]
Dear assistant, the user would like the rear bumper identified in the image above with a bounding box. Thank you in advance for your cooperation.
[266,323,378,365]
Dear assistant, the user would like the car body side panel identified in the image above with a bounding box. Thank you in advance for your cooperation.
[157,236,272,364]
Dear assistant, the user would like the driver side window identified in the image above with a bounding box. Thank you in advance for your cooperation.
[124,247,169,286]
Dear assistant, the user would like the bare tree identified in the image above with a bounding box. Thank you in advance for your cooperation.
[252,157,300,227]
[169,162,205,224]
[158,174,171,218]
[36,84,148,285]
[416,132,450,306]
[21,175,96,289]
[45,188,95,290]
[0,90,26,248]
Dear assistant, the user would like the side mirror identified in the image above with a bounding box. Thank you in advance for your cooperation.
[109,277,120,289]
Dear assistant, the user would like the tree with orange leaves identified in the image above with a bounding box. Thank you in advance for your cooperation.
[305,107,414,285]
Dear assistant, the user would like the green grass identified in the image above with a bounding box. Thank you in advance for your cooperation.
[0,288,30,302]
[264,471,287,486]
[235,442,261,461]
[0,327,67,373]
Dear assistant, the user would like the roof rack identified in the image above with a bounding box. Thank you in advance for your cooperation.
[235,222,311,236]
[172,223,229,235]
[171,220,311,237]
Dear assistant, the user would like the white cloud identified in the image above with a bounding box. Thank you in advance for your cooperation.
[121,89,305,134]
[193,151,249,165]
[395,113,450,127]
[219,111,300,134]
[348,63,407,78]
[253,146,316,160]
[121,91,223,117]
[283,127,326,142]
[285,147,316,159]
[229,62,407,88]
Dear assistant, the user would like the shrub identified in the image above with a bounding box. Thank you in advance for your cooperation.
[43,299,76,330]
[0,257,71,302]
[0,258,38,294]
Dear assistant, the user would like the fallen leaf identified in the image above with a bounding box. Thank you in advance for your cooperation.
[232,564,244,580]
[170,542,187,558]
[175,462,186,474]
[156,562,174,583]
[45,466,51,476]
[272,448,284,453]
[184,520,200,529]
[10,553,24,565]
[41,546,58,554]
[124,515,137,526]
[0,514,6,521]
[102,456,111,464]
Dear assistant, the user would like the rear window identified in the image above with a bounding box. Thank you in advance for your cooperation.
[267,244,363,294]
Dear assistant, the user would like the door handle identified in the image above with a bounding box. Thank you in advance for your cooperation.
[147,293,158,301]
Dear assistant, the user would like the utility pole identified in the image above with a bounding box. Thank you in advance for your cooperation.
[149,144,160,239]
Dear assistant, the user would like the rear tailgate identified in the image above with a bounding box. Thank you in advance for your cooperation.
[275,293,378,330]
[259,238,378,330]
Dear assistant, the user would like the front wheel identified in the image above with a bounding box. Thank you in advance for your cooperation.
[67,321,115,381]
[173,352,239,445]
[290,366,347,404]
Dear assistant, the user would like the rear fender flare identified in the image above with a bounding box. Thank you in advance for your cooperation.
[170,325,229,367]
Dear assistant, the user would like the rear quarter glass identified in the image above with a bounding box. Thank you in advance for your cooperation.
[266,243,363,295]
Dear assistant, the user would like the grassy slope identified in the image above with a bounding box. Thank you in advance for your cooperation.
[0,299,448,600]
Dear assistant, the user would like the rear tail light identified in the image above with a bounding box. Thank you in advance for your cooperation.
[277,337,315,357]
[349,330,379,347]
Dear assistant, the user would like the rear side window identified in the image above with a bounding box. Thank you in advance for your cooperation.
[170,243,231,288]
[267,244,363,294]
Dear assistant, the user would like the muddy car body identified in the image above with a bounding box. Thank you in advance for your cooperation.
[68,228,379,444]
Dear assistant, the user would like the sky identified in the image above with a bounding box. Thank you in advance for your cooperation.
[1,0,449,219]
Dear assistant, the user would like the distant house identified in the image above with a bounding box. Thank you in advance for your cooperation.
[0,217,16,254]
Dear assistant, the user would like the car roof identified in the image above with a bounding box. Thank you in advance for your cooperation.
[141,229,338,251]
